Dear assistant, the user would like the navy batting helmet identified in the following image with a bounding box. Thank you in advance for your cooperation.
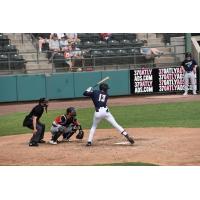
[66,107,76,116]
[99,83,109,92]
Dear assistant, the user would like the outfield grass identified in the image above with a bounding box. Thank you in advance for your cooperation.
[0,101,200,136]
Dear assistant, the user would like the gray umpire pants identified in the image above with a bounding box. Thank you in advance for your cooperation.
[28,122,45,143]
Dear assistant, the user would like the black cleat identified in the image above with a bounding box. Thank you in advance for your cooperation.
[38,139,46,143]
[125,135,135,144]
[29,142,39,147]
[86,142,92,146]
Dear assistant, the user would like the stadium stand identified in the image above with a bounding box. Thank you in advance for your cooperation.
[0,34,26,73]
[0,33,186,74]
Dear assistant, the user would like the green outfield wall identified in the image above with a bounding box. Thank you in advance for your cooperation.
[0,70,130,102]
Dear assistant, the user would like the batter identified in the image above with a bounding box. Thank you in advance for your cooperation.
[83,83,134,146]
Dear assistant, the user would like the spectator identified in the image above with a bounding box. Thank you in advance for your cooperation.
[140,40,164,60]
[64,45,73,71]
[48,34,60,62]
[59,35,69,51]
[66,33,80,44]
[38,33,50,53]
[100,33,112,41]
[50,33,65,40]
[71,43,84,68]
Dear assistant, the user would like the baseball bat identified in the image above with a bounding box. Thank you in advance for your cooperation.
[93,76,110,88]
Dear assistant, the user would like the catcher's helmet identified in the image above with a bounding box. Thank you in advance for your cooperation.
[185,52,192,58]
[66,107,76,116]
[99,83,109,92]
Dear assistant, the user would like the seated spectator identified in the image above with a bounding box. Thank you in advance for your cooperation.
[140,40,164,60]
[71,43,84,68]
[64,46,73,71]
[48,34,60,62]
[50,33,65,40]
[66,33,80,44]
[100,33,112,41]
[59,35,69,51]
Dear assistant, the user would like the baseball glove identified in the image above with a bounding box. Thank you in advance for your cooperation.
[76,130,84,139]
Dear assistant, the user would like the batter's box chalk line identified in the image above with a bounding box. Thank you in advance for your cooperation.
[114,141,132,145]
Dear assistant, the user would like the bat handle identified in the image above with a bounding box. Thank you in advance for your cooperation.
[93,84,98,88]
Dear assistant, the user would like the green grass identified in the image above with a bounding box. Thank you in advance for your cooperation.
[0,101,200,136]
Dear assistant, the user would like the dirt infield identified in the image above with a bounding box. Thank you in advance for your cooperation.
[0,128,200,166]
[0,94,200,166]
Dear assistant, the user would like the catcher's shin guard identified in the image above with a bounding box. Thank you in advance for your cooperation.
[52,131,63,142]
[63,131,75,140]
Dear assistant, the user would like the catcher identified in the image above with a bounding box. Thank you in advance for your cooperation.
[49,107,84,145]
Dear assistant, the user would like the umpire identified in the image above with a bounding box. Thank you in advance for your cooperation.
[23,98,48,147]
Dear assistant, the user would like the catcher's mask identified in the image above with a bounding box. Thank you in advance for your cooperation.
[66,107,76,117]
[39,98,48,112]
[99,83,110,92]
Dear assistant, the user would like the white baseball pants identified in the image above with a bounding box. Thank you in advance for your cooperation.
[184,71,196,94]
[88,107,127,142]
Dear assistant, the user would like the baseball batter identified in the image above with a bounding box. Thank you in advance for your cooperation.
[181,52,197,95]
[83,83,134,146]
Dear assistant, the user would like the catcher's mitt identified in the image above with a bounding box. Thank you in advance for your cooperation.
[76,130,84,139]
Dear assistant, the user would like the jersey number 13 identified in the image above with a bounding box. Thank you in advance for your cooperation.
[98,94,106,102]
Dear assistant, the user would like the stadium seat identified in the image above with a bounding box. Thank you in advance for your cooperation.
[0,54,9,69]
[128,48,141,55]
[53,53,67,69]
[120,39,132,47]
[108,40,120,47]
[83,41,95,49]
[91,50,104,57]
[10,54,26,69]
[95,40,107,48]
[111,33,124,41]
[114,49,129,64]
[90,33,101,42]
[0,35,10,47]
[103,49,116,65]
[78,33,91,42]
[3,44,18,55]
[124,33,137,41]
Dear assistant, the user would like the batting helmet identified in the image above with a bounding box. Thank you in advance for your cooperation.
[185,52,192,58]
[99,83,109,92]
[66,107,76,116]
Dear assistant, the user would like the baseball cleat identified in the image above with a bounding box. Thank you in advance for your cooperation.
[183,92,188,96]
[62,138,70,142]
[29,142,39,147]
[125,135,135,144]
[49,140,58,145]
[86,142,92,146]
[38,139,46,143]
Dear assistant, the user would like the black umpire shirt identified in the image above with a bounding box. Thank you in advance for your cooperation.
[28,104,44,121]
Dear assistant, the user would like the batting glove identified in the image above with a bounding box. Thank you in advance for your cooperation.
[86,87,93,92]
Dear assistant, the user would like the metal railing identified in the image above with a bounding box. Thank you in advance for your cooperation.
[0,36,186,74]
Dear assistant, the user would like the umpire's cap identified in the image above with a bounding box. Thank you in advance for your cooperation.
[39,98,48,104]
[99,83,109,92]
[67,107,76,116]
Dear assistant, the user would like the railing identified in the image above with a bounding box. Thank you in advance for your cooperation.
[0,44,185,74]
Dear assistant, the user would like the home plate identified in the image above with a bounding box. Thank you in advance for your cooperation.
[114,141,131,145]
